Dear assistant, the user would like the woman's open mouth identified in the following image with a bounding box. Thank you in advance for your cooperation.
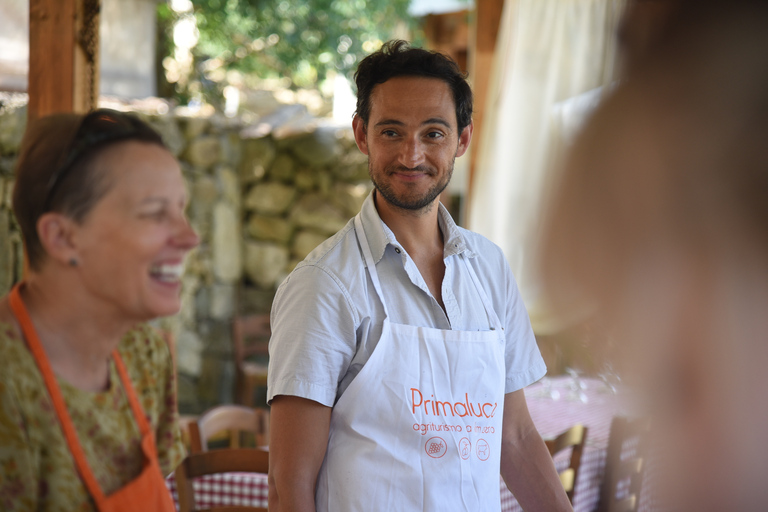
[149,262,184,284]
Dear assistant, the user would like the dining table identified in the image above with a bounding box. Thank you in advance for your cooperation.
[166,376,653,511]
[501,375,650,512]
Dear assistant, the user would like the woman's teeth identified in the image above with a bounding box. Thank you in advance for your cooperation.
[149,263,184,283]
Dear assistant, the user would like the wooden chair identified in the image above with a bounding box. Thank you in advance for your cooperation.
[178,414,200,452]
[233,314,271,406]
[597,416,650,512]
[545,424,588,503]
[188,405,270,454]
[175,448,269,512]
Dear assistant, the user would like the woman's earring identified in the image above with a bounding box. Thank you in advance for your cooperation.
[68,258,79,267]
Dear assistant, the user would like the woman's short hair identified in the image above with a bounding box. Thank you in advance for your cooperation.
[12,109,167,270]
[354,40,473,132]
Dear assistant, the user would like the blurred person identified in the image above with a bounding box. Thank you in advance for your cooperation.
[0,110,199,511]
[268,41,571,512]
[616,0,683,76]
[538,1,768,511]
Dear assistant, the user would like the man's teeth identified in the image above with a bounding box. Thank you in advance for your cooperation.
[149,263,184,282]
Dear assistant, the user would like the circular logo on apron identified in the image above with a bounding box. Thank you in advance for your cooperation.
[425,436,448,458]
[459,437,471,460]
[476,439,490,461]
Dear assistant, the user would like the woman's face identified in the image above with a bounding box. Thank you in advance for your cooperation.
[70,140,199,321]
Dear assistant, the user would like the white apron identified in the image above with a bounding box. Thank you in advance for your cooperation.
[315,214,507,511]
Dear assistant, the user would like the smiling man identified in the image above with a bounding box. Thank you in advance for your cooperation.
[267,40,571,512]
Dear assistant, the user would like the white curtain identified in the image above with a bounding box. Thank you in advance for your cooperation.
[468,0,626,320]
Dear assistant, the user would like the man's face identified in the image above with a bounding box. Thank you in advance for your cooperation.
[352,76,472,212]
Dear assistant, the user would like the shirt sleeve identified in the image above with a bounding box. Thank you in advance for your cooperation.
[267,264,358,407]
[503,264,547,393]
[0,380,39,511]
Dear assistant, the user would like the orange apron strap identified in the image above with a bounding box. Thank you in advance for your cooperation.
[111,351,152,440]
[8,283,107,504]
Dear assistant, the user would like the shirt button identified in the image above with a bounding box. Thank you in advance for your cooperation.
[395,248,401,254]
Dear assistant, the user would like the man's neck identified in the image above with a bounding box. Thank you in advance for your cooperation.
[373,190,444,260]
[373,190,448,312]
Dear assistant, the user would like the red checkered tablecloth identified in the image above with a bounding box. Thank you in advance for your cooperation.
[500,376,623,512]
[166,470,268,509]
[167,377,651,511]
[501,377,657,512]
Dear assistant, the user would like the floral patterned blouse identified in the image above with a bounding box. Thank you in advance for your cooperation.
[0,322,186,511]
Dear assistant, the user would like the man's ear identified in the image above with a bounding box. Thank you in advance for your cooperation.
[36,213,80,266]
[352,115,369,156]
[456,121,474,158]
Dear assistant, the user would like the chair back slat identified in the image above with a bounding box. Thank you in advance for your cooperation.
[613,496,638,512]
[597,416,651,512]
[614,457,644,482]
[184,448,269,476]
[189,405,271,454]
[548,424,587,453]
[558,467,576,491]
[233,314,271,362]
[233,314,271,406]
[175,462,196,512]
[546,424,588,503]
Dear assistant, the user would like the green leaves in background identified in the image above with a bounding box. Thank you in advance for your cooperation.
[159,0,421,105]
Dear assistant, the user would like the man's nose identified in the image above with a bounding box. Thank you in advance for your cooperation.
[398,137,426,169]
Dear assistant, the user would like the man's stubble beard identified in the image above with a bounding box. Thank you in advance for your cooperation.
[368,160,455,214]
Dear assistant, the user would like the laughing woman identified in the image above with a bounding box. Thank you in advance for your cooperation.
[0,110,199,511]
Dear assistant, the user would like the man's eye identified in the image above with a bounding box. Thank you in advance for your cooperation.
[427,131,444,139]
[382,130,398,137]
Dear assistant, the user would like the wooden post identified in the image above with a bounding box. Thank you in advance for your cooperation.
[468,0,505,198]
[423,11,470,73]
[28,0,100,121]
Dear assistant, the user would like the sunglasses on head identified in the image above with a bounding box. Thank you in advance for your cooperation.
[43,109,164,211]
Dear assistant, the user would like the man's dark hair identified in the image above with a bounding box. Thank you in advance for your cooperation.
[354,40,473,132]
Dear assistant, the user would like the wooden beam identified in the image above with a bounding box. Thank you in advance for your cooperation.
[28,0,100,121]
[423,11,470,73]
[468,0,505,198]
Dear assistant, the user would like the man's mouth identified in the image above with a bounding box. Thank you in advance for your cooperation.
[390,166,434,176]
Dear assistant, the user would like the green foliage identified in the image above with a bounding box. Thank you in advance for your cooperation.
[155,2,180,100]
[177,0,420,100]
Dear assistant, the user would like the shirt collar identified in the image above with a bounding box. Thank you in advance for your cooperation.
[359,190,474,264]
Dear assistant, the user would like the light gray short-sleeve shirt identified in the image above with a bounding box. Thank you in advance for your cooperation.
[267,191,546,407]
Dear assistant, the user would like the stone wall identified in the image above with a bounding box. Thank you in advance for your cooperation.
[0,100,25,296]
[0,98,371,414]
[240,127,370,294]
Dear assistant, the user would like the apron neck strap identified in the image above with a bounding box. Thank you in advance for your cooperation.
[354,213,391,317]
[8,283,108,502]
[459,255,504,332]
[112,350,152,438]
[8,282,154,503]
